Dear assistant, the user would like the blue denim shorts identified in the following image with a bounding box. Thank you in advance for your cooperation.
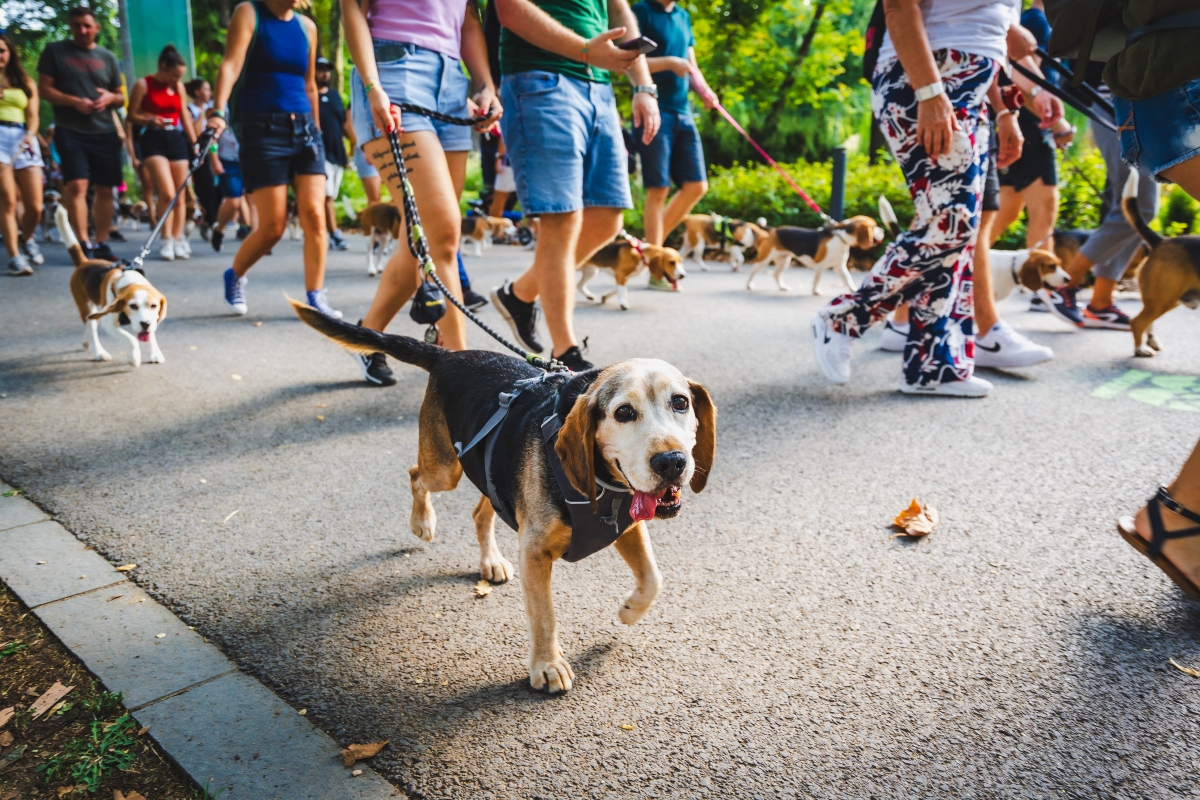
[350,41,473,153]
[634,111,706,189]
[218,159,244,198]
[238,112,325,193]
[1114,75,1200,180]
[499,72,632,214]
[353,145,378,179]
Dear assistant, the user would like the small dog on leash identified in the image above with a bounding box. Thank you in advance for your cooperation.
[360,202,402,277]
[60,207,167,367]
[285,198,302,241]
[41,189,62,242]
[461,215,516,256]
[677,214,768,272]
[577,242,686,310]
[744,216,883,293]
[291,302,716,694]
[1123,171,1200,357]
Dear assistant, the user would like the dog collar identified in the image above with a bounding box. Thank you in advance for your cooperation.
[618,229,650,266]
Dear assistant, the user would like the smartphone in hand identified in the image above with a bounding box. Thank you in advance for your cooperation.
[617,36,658,55]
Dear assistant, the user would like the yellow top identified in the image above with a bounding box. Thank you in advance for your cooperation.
[0,87,28,125]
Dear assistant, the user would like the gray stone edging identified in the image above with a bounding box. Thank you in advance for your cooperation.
[0,482,400,800]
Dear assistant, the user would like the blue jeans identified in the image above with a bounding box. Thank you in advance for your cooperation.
[634,111,706,189]
[238,112,325,193]
[1115,75,1200,180]
[499,71,632,214]
[350,41,472,153]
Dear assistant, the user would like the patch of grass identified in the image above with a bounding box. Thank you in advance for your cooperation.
[81,689,123,717]
[37,714,138,792]
[194,780,231,799]
[0,639,27,659]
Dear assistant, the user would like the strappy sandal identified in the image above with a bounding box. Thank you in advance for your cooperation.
[1117,486,1200,602]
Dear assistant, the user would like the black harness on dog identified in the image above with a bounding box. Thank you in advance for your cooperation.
[455,375,636,563]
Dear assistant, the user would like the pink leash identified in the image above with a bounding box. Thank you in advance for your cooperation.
[689,69,832,223]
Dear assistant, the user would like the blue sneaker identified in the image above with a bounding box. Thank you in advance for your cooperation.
[224,268,248,315]
[306,289,343,319]
[1036,286,1083,328]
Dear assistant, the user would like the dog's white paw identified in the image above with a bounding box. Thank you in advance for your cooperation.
[147,350,165,364]
[745,282,755,291]
[410,507,437,542]
[529,654,574,694]
[479,551,513,583]
[1147,334,1161,352]
[92,349,112,362]
[618,593,654,626]
[779,284,791,292]
[1134,345,1156,358]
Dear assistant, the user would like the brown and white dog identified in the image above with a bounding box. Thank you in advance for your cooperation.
[461,215,516,256]
[360,201,401,277]
[990,249,1071,301]
[744,216,883,293]
[291,304,716,693]
[60,206,167,367]
[677,214,768,272]
[577,242,686,310]
[1122,172,1200,357]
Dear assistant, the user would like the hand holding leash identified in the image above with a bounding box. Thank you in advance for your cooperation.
[469,86,503,132]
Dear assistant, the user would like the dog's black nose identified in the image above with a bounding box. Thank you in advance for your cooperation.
[140,321,151,331]
[649,450,687,481]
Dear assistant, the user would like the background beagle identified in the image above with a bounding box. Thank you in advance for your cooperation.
[677,214,768,272]
[578,242,686,310]
[291,302,716,694]
[60,206,167,367]
[990,249,1071,301]
[745,216,882,294]
[360,201,402,277]
[461,215,515,257]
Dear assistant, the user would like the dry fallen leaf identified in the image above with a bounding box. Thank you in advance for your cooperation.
[114,564,137,572]
[298,709,307,715]
[342,740,389,767]
[137,726,149,737]
[30,683,74,719]
[23,687,39,697]
[106,595,123,602]
[0,731,12,747]
[0,708,13,728]
[620,724,635,731]
[253,321,263,327]
[474,580,492,598]
[123,792,146,800]
[57,787,74,798]
[1170,658,1200,677]
[352,769,363,777]
[892,498,939,538]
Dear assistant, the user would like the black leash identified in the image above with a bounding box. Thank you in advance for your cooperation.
[1010,61,1116,132]
[384,115,567,373]
[126,128,218,272]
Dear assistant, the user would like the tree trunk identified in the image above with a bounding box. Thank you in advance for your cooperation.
[219,0,234,28]
[759,1,827,136]
[329,0,343,91]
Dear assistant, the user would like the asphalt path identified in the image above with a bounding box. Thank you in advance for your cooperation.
[2,230,1199,799]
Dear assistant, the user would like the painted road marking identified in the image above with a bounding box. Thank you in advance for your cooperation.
[1093,369,1200,412]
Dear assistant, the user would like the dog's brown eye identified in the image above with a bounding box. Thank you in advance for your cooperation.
[129,303,138,310]
[671,395,690,412]
[614,404,637,423]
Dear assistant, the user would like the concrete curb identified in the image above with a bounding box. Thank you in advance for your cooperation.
[0,482,400,799]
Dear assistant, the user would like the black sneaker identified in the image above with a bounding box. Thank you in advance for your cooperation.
[554,345,593,372]
[490,280,544,353]
[462,287,489,311]
[236,225,252,241]
[211,228,225,252]
[108,229,127,243]
[92,241,117,261]
[1037,286,1084,327]
[354,351,397,386]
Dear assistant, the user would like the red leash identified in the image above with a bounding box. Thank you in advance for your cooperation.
[689,69,832,223]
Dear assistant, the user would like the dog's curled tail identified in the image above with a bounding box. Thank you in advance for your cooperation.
[288,297,442,372]
[55,205,87,268]
[877,195,900,237]
[1121,171,1161,249]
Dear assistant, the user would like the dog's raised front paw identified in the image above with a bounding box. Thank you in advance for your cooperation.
[1134,346,1155,358]
[410,504,437,542]
[529,655,574,694]
[618,593,654,626]
[480,551,513,583]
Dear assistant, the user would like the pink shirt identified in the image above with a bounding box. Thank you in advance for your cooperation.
[367,0,465,59]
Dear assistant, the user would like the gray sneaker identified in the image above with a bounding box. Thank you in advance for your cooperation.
[20,237,44,265]
[7,254,33,276]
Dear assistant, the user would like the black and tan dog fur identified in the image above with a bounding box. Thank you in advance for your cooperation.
[744,215,883,294]
[1122,172,1200,357]
[361,201,402,277]
[577,242,686,310]
[290,302,716,693]
[677,214,768,271]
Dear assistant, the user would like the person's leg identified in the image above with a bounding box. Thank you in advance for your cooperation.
[63,179,92,247]
[293,173,329,292]
[1162,154,1200,201]
[169,160,190,241]
[362,175,382,204]
[513,210,583,354]
[0,165,18,259]
[15,166,43,245]
[92,185,115,245]
[217,197,240,229]
[1130,436,1200,590]
[659,121,709,240]
[992,186,1025,245]
[642,186,669,246]
[489,191,511,218]
[324,195,337,233]
[143,157,177,239]
[1020,179,1058,248]
[973,210,1000,336]
[232,185,288,277]
[360,131,466,349]
[661,181,709,241]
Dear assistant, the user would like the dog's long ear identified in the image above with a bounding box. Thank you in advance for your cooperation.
[88,297,126,320]
[1017,254,1045,292]
[647,252,667,279]
[855,220,874,250]
[556,394,599,510]
[156,294,168,323]
[687,380,716,493]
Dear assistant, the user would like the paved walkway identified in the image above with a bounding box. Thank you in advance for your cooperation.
[1,234,1199,799]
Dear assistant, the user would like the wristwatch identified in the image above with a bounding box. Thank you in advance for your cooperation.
[633,85,659,98]
[914,80,945,102]
[1029,86,1043,99]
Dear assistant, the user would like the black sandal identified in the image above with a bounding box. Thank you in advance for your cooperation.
[1118,486,1200,602]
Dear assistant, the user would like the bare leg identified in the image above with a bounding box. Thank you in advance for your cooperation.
[92,184,115,244]
[973,210,1000,336]
[232,185,288,277]
[1161,153,1200,201]
[361,174,382,204]
[63,178,92,247]
[993,186,1025,246]
[612,522,662,625]
[14,166,43,244]
[293,173,329,292]
[659,180,708,244]
[144,157,178,240]
[169,160,189,239]
[0,165,17,258]
[489,190,511,218]
[642,186,669,246]
[1021,179,1059,248]
[324,195,339,234]
[1131,436,1200,590]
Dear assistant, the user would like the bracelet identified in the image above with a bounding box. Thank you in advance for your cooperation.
[914,80,945,102]
[364,81,379,93]
[581,43,589,67]
[209,108,226,119]
[994,108,1016,120]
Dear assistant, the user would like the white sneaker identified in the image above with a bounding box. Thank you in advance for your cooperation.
[811,314,853,385]
[899,375,992,397]
[974,320,1053,368]
[879,319,908,352]
[160,239,175,261]
[175,236,191,260]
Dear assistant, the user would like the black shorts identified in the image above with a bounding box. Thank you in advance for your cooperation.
[140,127,190,161]
[57,127,123,186]
[237,112,325,193]
[998,107,1057,191]
[982,119,1000,212]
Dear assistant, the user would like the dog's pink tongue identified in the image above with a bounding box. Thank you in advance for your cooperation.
[136,331,150,342]
[630,490,663,521]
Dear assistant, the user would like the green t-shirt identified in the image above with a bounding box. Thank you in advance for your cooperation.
[37,40,122,135]
[500,0,610,83]
[1105,0,1200,101]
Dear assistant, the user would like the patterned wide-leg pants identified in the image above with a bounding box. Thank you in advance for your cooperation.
[821,50,996,387]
